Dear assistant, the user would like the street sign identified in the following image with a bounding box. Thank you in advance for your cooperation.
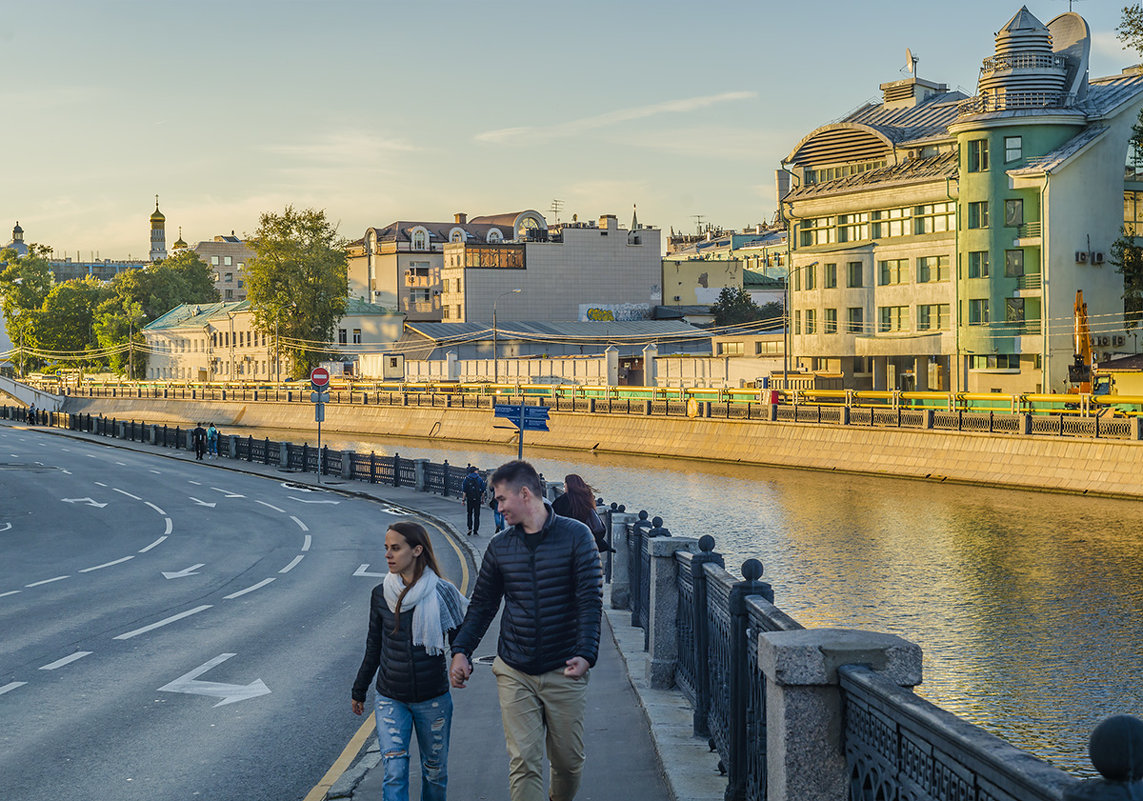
[310,391,330,403]
[493,403,551,457]
[315,403,325,423]
[310,367,330,391]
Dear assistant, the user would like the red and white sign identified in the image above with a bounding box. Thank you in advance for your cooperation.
[310,367,330,388]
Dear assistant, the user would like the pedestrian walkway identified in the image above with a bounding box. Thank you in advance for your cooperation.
[2,420,724,800]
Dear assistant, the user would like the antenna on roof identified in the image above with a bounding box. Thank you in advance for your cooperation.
[549,199,564,224]
[905,48,918,78]
[691,214,705,235]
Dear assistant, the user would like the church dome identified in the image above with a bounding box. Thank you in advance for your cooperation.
[151,207,166,223]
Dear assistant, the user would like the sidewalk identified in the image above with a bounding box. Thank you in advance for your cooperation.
[4,420,724,800]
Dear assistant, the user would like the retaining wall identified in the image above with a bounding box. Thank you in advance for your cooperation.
[60,395,1143,499]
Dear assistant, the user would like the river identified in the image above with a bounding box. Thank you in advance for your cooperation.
[229,422,1143,775]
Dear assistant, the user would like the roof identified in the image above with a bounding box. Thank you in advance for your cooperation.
[743,269,783,288]
[842,92,968,145]
[344,297,401,316]
[404,320,705,343]
[788,150,958,199]
[1007,125,1108,178]
[1097,353,1143,371]
[1083,73,1143,119]
[143,301,248,331]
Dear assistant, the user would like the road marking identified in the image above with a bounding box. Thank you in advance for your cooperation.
[40,652,93,670]
[0,682,27,696]
[0,590,20,598]
[354,564,387,578]
[224,578,276,599]
[188,480,201,485]
[60,469,71,475]
[61,498,107,508]
[256,501,285,513]
[290,515,309,532]
[94,480,106,485]
[27,575,69,588]
[304,713,376,801]
[145,501,166,515]
[80,556,134,573]
[210,487,245,498]
[113,488,142,500]
[113,605,212,640]
[115,461,126,466]
[164,518,173,535]
[139,536,167,553]
[279,555,304,574]
[162,564,204,579]
[0,522,10,532]
[62,448,71,452]
[158,653,270,707]
[189,497,217,507]
[150,469,161,474]
[301,535,311,552]
[289,496,340,505]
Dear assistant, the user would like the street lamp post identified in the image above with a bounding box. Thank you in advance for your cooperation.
[227,311,237,382]
[782,260,818,392]
[493,288,522,384]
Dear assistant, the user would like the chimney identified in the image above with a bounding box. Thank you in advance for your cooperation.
[454,212,467,224]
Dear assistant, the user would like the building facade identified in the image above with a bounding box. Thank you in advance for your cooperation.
[782,8,1143,393]
[192,234,253,301]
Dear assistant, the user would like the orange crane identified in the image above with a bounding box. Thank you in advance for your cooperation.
[1067,289,1094,393]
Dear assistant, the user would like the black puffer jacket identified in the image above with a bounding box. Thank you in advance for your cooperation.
[452,505,603,674]
[352,585,451,704]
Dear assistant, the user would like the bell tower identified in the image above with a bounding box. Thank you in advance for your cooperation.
[149,195,167,262]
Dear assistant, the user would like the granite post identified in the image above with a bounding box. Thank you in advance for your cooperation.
[609,512,635,609]
[757,628,922,801]
[647,536,699,689]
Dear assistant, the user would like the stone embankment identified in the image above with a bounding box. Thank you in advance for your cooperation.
[57,395,1143,499]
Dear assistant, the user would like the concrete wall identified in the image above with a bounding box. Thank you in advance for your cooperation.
[60,395,1143,500]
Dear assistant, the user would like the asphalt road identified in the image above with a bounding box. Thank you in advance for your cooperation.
[0,423,470,801]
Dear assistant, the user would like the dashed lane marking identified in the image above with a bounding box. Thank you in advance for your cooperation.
[79,556,134,573]
[113,488,142,500]
[290,516,309,532]
[0,682,27,696]
[224,578,276,600]
[39,652,92,671]
[113,605,212,640]
[279,555,304,574]
[139,536,167,553]
[26,576,69,588]
[302,535,311,552]
[145,502,166,515]
[256,501,285,513]
[0,590,20,598]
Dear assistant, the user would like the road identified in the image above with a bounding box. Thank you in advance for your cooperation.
[0,423,470,801]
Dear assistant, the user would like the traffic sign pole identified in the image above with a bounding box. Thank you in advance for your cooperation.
[309,368,331,485]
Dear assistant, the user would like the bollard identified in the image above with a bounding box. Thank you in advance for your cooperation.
[247,435,254,462]
[609,512,636,609]
[370,451,377,484]
[342,450,354,480]
[264,438,271,466]
[1063,715,1143,800]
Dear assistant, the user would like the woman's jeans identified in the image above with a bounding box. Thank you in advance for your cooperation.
[374,692,453,801]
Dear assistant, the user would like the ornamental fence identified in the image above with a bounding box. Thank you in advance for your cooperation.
[2,403,1136,800]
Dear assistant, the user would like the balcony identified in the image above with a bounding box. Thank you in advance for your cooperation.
[957,91,1072,116]
[1017,221,1041,238]
[1016,273,1042,292]
[980,53,1066,75]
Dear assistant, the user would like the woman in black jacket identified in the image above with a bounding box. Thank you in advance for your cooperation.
[352,521,468,801]
[551,473,610,552]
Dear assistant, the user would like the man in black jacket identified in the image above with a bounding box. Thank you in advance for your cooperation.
[450,460,603,801]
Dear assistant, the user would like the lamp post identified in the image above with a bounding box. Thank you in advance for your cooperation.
[227,311,237,382]
[782,260,818,392]
[493,288,522,384]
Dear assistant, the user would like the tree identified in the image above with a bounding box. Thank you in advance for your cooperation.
[245,206,349,378]
[1118,4,1143,56]
[1,244,54,375]
[710,287,783,328]
[1110,225,1143,330]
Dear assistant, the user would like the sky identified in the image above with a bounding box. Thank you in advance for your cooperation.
[2,0,1138,260]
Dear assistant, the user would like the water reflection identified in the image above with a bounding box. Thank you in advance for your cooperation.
[235,424,1143,774]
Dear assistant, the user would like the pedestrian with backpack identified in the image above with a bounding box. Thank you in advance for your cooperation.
[461,466,486,537]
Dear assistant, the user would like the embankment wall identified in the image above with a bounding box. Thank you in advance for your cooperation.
[60,396,1143,499]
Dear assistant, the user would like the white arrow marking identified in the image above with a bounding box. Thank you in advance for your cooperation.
[189,497,217,508]
[61,498,107,508]
[288,496,340,504]
[158,653,270,707]
[162,563,205,580]
[210,487,245,498]
[0,523,10,532]
[354,564,388,578]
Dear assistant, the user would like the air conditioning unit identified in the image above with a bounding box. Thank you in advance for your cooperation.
[1093,252,1105,265]
[1075,251,1088,263]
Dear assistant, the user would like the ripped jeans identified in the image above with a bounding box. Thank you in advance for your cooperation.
[374,691,453,801]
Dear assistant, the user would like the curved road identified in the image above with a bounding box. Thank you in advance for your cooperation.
[0,423,469,801]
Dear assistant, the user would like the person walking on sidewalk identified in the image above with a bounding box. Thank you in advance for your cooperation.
[551,474,611,553]
[192,422,207,461]
[352,521,468,801]
[461,466,486,536]
[449,460,603,801]
[206,422,218,459]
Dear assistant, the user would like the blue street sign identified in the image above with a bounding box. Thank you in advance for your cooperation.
[521,420,548,431]
[493,402,552,459]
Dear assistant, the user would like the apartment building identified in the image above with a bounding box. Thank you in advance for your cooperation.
[193,233,253,302]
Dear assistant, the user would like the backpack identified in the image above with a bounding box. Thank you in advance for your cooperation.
[462,473,485,500]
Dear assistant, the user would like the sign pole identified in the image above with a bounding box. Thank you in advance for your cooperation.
[317,415,322,485]
[518,400,525,460]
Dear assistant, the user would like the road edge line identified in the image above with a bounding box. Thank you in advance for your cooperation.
[303,712,375,801]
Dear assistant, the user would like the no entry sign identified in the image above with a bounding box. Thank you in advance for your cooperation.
[310,367,330,390]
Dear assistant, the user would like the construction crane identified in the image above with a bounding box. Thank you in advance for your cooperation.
[1068,289,1094,393]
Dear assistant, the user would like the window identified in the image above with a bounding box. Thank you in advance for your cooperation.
[838,213,870,242]
[224,289,233,300]
[872,207,910,238]
[968,251,990,278]
[211,256,220,266]
[878,306,909,332]
[968,299,990,325]
[224,272,233,282]
[1005,249,1025,277]
[913,202,955,234]
[224,255,233,266]
[800,217,835,246]
[755,340,783,355]
[793,270,801,292]
[805,309,817,334]
[917,255,950,282]
[804,264,816,290]
[237,279,244,288]
[1005,136,1022,162]
[456,305,462,318]
[443,306,451,319]
[409,288,431,302]
[353,329,362,344]
[1006,297,1025,324]
[824,308,838,334]
[717,342,745,356]
[878,259,908,285]
[968,201,989,229]
[917,304,950,331]
[968,139,989,172]
[487,229,503,243]
[338,329,348,345]
[794,310,801,335]
[412,230,428,250]
[847,307,864,333]
[824,263,837,288]
[971,354,1019,369]
[1004,199,1024,227]
[847,261,864,288]
[1125,191,1143,234]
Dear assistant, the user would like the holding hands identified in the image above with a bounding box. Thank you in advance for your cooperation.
[450,653,472,688]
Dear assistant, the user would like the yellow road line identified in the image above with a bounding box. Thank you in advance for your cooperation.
[303,712,375,801]
[305,514,471,800]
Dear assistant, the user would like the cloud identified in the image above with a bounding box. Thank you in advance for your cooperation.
[475,91,757,145]
[264,130,420,166]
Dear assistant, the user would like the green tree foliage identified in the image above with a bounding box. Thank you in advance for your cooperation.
[34,278,108,364]
[1110,225,1143,330]
[1119,4,1143,56]
[245,206,348,378]
[1,244,55,373]
[710,287,783,328]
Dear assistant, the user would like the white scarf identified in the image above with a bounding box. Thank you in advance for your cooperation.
[383,568,468,656]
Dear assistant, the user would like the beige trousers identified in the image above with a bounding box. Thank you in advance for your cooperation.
[492,656,590,801]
